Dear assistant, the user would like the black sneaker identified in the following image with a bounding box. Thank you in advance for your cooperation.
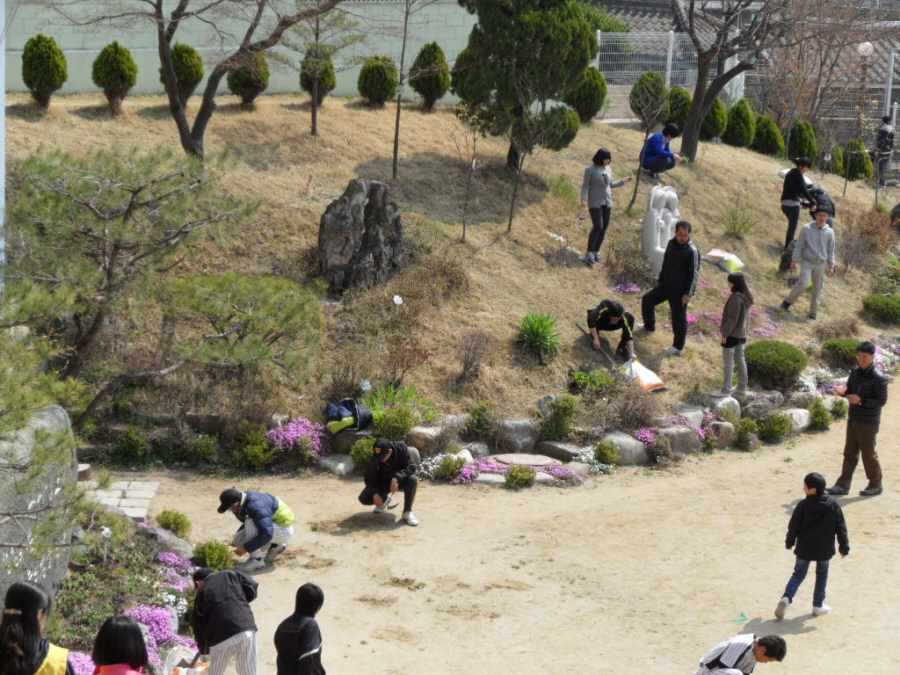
[780,301,791,312]
[808,313,817,320]
[859,486,883,496]
[826,485,849,495]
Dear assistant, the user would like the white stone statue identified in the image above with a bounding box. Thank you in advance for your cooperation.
[641,185,681,278]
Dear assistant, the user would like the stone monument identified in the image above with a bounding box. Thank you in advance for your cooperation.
[641,184,680,278]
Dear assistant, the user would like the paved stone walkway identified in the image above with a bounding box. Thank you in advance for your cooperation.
[84,479,160,522]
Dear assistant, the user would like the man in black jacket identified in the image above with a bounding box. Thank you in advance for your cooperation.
[827,341,889,497]
[359,438,419,526]
[587,299,636,360]
[192,567,259,675]
[274,582,326,675]
[640,220,700,357]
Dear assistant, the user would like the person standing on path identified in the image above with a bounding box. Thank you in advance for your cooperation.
[274,583,326,675]
[580,148,631,265]
[780,207,835,320]
[640,220,700,357]
[192,567,259,675]
[827,341,889,497]
[780,156,816,250]
[218,489,295,572]
[875,115,894,187]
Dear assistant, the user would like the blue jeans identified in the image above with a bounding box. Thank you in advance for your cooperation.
[784,557,830,607]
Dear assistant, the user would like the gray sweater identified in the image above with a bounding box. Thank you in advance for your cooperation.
[792,220,835,267]
[581,164,627,208]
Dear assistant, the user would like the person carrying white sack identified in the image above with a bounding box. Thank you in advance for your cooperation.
[715,273,753,397]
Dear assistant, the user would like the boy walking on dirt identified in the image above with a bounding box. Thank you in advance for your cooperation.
[775,472,849,619]
[694,634,785,675]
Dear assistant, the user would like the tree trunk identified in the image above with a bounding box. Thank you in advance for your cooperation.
[506,142,521,172]
[680,58,712,161]
[311,77,320,136]
[392,2,413,181]
[392,91,403,180]
[627,131,652,211]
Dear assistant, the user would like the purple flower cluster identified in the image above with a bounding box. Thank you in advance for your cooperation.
[267,417,327,457]
[614,283,642,294]
[753,319,780,338]
[633,426,659,448]
[697,278,712,289]
[69,652,95,675]
[125,604,197,667]
[454,457,509,484]
[686,315,698,325]
[536,463,584,485]
[666,415,707,441]
[157,551,193,571]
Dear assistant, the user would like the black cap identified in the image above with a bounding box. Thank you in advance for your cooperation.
[217,488,242,513]
[374,438,392,461]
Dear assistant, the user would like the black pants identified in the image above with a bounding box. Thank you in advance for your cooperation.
[643,155,676,174]
[597,311,635,357]
[641,285,688,350]
[358,475,417,513]
[586,205,611,254]
[781,204,801,249]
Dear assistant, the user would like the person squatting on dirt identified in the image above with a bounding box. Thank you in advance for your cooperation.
[780,207,835,321]
[580,148,631,265]
[587,299,636,360]
[694,634,786,675]
[192,568,259,675]
[274,583,326,675]
[780,156,816,250]
[359,438,419,526]
[0,580,74,675]
[218,488,295,572]
[641,123,684,179]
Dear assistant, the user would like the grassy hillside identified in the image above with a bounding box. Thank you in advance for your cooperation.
[6,92,897,425]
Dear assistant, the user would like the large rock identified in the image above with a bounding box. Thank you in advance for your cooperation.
[674,405,705,428]
[566,462,592,479]
[406,426,442,456]
[535,441,583,462]
[658,426,702,455]
[318,178,403,292]
[744,400,775,421]
[319,453,355,477]
[435,413,470,434]
[786,409,811,434]
[491,453,562,466]
[152,528,195,560]
[453,448,474,464]
[712,396,741,419]
[709,421,735,449]
[330,430,372,455]
[536,394,557,418]
[464,442,490,458]
[602,432,648,466]
[786,391,821,408]
[498,420,537,454]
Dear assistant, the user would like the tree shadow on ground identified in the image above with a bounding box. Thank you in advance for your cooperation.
[135,104,175,121]
[68,105,116,121]
[6,102,45,122]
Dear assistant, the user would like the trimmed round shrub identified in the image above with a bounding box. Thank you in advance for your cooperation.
[231,423,277,472]
[665,85,692,129]
[842,137,874,181]
[226,51,269,108]
[450,47,477,99]
[376,406,415,440]
[745,339,808,391]
[358,55,398,107]
[808,397,832,431]
[156,509,191,538]
[464,401,500,440]
[92,41,138,114]
[751,115,785,157]
[193,541,233,571]
[300,44,336,106]
[821,338,860,368]
[537,394,579,441]
[757,412,792,444]
[160,43,204,106]
[108,426,149,466]
[564,67,608,123]
[817,143,844,176]
[22,34,68,110]
[594,439,619,465]
[629,71,669,128]
[350,437,376,470]
[189,434,219,463]
[409,42,450,112]
[831,397,848,418]
[432,455,465,481]
[700,97,727,141]
[504,464,536,490]
[722,98,756,148]
[538,106,581,151]
[787,119,818,164]
[734,417,758,451]
[863,293,900,324]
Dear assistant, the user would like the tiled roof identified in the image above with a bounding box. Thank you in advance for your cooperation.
[595,0,681,32]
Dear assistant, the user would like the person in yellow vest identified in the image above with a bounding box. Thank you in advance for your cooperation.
[218,489,295,572]
[0,580,73,675]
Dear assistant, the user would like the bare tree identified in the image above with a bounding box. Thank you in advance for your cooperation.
[448,104,482,242]
[39,0,343,158]
[626,72,669,211]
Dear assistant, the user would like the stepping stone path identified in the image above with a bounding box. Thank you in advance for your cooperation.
[82,478,160,523]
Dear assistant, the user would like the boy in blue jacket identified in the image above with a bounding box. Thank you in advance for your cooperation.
[218,488,296,571]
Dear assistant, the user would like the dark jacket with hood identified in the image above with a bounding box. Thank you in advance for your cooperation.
[192,570,258,653]
[364,440,416,488]
[845,362,889,424]
[658,237,700,298]
[785,493,849,561]
[275,613,325,675]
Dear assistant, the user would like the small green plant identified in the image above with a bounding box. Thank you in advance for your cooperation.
[863,294,900,324]
[537,394,579,441]
[231,423,277,472]
[842,137,874,181]
[563,66,608,123]
[570,370,616,393]
[22,34,68,110]
[722,98,756,148]
[190,434,219,463]
[91,41,138,114]
[722,193,758,239]
[734,417,759,451]
[226,51,270,108]
[665,85,692,129]
[646,436,673,464]
[193,541,233,571]
[594,439,619,465]
[108,426,149,465]
[548,174,577,202]
[362,383,440,428]
[409,41,451,112]
[357,55,398,107]
[504,464,536,490]
[821,338,860,368]
[787,119,818,163]
[156,510,192,538]
[751,115,785,157]
[517,312,562,361]
[350,437,376,470]
[376,406,416,440]
[757,412,792,444]
[831,397,848,418]
[745,340,807,391]
[465,401,500,440]
[300,43,337,105]
[808,398,832,431]
[160,43,204,106]
[433,455,465,481]
[700,97,727,141]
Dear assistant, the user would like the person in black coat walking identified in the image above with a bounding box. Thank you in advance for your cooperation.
[192,568,259,675]
[774,472,849,619]
[359,438,419,526]
[274,583,326,675]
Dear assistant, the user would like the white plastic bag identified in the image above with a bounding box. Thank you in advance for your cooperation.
[620,359,666,392]
[163,646,207,675]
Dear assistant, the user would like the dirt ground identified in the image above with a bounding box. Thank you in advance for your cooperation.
[124,393,900,674]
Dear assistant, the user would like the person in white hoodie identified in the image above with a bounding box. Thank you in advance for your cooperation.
[780,206,835,320]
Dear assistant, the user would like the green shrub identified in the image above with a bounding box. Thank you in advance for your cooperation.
[108,426,149,465]
[564,67,608,123]
[818,143,844,176]
[751,115,784,157]
[22,34,68,110]
[376,406,415,440]
[300,44,337,106]
[190,434,219,463]
[808,397,832,431]
[646,436,673,464]
[160,43,204,106]
[734,417,758,451]
[831,397,848,419]
[231,423,277,472]
[358,55,398,107]
[193,541,233,571]
[821,338,860,368]
[757,412,792,444]
[745,339,807,391]
[517,312,562,361]
[787,119,818,164]
[665,85,692,129]
[409,42,450,112]
[570,369,616,393]
[91,41,138,114]
[537,394,579,441]
[362,383,439,432]
[156,509,191,538]
[433,455,465,481]
[465,401,500,439]
[700,97,727,141]
[722,98,755,148]
[350,437,375,470]
[534,106,581,151]
[594,439,619,465]
[226,51,270,108]
[863,294,900,324]
[629,71,669,128]
[504,464,536,490]
[842,137,874,181]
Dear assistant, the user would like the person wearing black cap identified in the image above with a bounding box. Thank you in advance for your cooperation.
[358,438,419,526]
[192,567,259,675]
[274,582,326,675]
[587,298,636,360]
[218,488,295,572]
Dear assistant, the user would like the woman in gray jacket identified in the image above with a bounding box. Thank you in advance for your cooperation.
[580,148,631,265]
[717,273,753,396]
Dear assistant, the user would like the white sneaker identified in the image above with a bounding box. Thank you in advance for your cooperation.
[775,595,790,620]
[403,511,419,526]
[812,604,831,616]
[373,504,386,514]
[662,346,682,357]
[265,543,287,563]
[237,557,265,572]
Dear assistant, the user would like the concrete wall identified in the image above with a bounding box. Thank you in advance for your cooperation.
[5,0,477,99]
